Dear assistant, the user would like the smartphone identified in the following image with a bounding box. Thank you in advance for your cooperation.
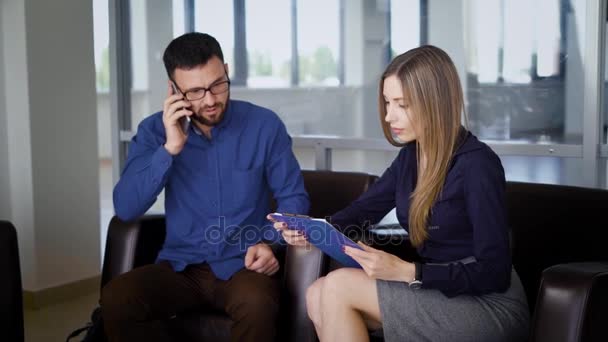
[171,82,190,134]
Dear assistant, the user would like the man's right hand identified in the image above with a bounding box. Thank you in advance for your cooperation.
[163,83,192,155]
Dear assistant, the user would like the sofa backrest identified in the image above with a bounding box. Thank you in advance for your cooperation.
[506,181,608,311]
[301,170,379,218]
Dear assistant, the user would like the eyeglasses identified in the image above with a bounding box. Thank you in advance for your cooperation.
[172,74,231,101]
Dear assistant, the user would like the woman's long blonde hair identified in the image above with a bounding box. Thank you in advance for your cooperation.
[378,45,465,247]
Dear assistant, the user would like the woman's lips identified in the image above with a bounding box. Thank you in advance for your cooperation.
[391,128,403,135]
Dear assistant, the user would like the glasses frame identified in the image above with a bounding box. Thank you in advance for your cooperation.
[171,70,231,101]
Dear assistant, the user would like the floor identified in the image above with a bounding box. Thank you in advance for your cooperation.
[22,160,107,342]
[24,292,99,342]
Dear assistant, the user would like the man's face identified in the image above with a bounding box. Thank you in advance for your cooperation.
[172,56,230,128]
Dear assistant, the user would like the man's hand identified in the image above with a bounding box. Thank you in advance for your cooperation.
[244,243,280,276]
[163,82,193,155]
[344,241,415,282]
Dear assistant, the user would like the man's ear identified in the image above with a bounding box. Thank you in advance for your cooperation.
[224,63,229,76]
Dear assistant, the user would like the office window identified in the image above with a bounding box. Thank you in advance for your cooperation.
[390,0,421,57]
[245,0,291,87]
[500,156,583,186]
[604,9,608,146]
[467,0,562,84]
[534,0,561,77]
[465,0,583,144]
[194,0,235,78]
[126,0,190,214]
[112,0,603,194]
[297,0,340,86]
[173,0,186,37]
[93,0,112,255]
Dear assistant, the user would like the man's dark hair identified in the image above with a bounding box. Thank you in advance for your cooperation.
[163,32,224,78]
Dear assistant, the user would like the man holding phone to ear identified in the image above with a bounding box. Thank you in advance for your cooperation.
[101,32,309,342]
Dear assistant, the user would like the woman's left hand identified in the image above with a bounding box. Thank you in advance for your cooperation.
[344,241,415,283]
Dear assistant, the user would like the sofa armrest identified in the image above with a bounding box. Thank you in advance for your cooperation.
[101,215,166,289]
[530,262,608,342]
[280,245,327,342]
[0,221,24,342]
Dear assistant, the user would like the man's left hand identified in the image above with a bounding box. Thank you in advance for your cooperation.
[245,243,280,276]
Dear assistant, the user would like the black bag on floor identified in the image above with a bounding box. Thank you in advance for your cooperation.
[66,306,106,342]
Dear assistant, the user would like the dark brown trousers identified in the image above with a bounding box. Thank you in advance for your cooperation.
[100,262,280,342]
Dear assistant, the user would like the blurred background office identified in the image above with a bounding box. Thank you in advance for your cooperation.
[0,0,607,340]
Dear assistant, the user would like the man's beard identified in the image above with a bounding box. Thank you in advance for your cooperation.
[191,93,229,127]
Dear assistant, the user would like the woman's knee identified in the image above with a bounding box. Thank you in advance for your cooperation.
[322,268,359,297]
[306,278,325,322]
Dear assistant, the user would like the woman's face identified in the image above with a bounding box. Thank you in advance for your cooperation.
[383,75,417,143]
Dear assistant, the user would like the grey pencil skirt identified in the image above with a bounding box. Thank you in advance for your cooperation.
[376,268,530,342]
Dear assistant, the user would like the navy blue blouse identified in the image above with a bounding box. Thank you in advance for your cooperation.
[331,131,511,297]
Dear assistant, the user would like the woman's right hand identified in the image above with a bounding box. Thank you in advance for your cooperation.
[163,83,193,155]
[266,214,311,247]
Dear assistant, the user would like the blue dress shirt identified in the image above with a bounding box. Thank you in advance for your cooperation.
[331,131,511,297]
[113,100,310,280]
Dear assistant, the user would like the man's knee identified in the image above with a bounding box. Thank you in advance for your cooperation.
[101,276,149,323]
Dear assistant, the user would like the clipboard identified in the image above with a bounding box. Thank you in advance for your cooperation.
[270,213,363,268]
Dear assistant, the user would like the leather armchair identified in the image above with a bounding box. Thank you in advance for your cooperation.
[0,221,25,342]
[101,170,378,342]
[363,181,608,342]
[506,182,608,342]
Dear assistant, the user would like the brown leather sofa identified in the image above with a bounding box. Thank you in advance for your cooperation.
[0,221,25,342]
[101,171,608,342]
[100,170,378,342]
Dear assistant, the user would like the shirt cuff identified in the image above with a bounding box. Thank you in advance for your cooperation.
[420,263,450,288]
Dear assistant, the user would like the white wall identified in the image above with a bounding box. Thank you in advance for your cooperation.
[1,0,37,290]
[0,4,10,222]
[0,0,101,291]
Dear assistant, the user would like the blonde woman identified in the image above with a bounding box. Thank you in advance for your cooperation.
[270,45,530,341]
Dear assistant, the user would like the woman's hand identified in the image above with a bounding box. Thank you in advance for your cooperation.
[344,241,415,282]
[266,214,311,247]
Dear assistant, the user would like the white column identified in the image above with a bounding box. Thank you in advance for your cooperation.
[0,0,101,290]
[564,0,586,137]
